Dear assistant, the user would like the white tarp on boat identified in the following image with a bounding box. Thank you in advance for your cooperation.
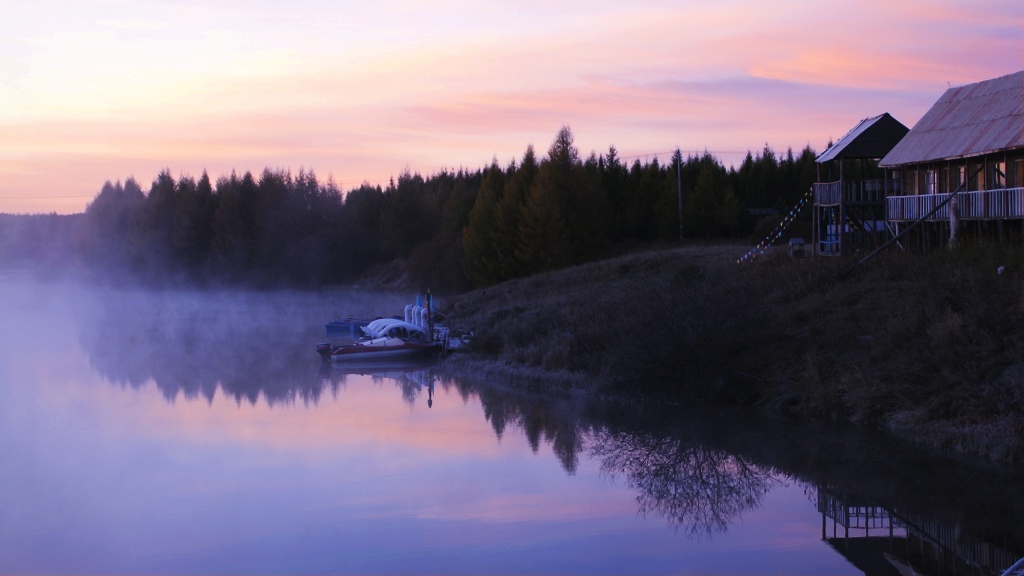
[362,319,429,340]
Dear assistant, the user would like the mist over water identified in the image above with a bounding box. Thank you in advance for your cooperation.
[1,277,1022,575]
[75,281,413,404]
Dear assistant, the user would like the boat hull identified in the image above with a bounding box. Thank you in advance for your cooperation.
[316,341,440,363]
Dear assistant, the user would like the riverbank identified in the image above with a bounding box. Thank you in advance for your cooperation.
[443,242,1024,465]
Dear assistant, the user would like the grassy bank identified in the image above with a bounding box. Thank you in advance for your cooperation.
[444,242,1024,464]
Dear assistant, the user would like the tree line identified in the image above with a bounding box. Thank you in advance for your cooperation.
[1,126,818,291]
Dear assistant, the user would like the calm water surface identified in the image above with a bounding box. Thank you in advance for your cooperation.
[1,277,1021,575]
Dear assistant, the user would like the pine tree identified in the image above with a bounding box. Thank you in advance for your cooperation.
[462,160,505,286]
[493,146,537,281]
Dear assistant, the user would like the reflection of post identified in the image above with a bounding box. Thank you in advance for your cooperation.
[427,289,434,342]
[427,379,434,409]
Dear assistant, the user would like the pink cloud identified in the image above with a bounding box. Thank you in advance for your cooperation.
[2,0,1019,213]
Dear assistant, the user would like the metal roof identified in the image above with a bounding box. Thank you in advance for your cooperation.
[880,70,1024,167]
[816,112,909,162]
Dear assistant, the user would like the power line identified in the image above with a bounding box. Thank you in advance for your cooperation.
[615,149,750,162]
[0,194,93,199]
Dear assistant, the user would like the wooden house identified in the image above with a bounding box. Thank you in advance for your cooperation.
[879,70,1024,248]
[813,113,909,256]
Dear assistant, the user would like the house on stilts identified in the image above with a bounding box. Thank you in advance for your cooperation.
[813,113,909,256]
[812,69,1024,256]
[879,70,1024,250]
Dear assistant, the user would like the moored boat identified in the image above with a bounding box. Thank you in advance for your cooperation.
[317,291,467,363]
[316,319,443,363]
[316,336,441,363]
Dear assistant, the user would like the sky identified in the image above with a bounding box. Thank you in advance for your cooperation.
[1,0,1021,214]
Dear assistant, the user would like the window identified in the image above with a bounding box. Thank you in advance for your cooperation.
[990,160,1007,189]
[889,170,902,195]
[968,161,984,191]
[924,169,938,194]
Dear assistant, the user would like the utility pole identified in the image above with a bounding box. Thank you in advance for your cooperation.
[675,148,683,241]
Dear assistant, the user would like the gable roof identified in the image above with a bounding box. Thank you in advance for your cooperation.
[816,112,909,162]
[880,70,1024,167]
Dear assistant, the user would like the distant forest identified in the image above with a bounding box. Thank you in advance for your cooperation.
[0,126,818,292]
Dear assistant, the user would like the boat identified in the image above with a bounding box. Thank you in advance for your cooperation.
[324,290,452,339]
[316,320,442,363]
[316,291,467,363]
[317,355,441,376]
[316,336,441,363]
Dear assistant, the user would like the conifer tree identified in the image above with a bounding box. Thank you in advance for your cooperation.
[493,146,537,281]
[128,170,177,277]
[600,147,628,241]
[462,160,505,286]
[212,171,258,279]
[79,178,144,272]
[516,130,578,273]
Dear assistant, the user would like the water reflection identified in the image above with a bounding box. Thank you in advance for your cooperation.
[587,402,1024,574]
[818,487,1023,576]
[77,287,375,406]
[591,421,780,538]
[318,361,437,408]
[70,284,1024,574]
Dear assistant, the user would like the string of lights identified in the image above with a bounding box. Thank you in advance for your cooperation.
[736,186,813,264]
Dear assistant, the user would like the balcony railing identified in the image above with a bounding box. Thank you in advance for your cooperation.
[814,179,899,206]
[886,188,1024,221]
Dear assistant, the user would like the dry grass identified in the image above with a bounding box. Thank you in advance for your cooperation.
[446,242,1024,464]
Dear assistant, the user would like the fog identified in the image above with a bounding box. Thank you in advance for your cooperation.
[11,276,420,405]
[0,274,788,542]
[2,274,1023,574]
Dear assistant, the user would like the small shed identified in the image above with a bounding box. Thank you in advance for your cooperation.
[788,237,805,258]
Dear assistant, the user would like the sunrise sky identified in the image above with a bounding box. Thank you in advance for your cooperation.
[1,0,1021,214]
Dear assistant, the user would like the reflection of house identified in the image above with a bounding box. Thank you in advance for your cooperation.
[813,113,909,256]
[819,488,907,575]
[813,70,1024,256]
[818,487,1022,576]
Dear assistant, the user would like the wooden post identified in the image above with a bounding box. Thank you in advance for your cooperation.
[841,167,982,278]
[837,160,843,256]
[676,149,683,241]
[949,194,959,249]
[812,188,818,257]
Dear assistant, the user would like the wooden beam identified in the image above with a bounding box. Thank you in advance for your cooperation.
[841,165,983,278]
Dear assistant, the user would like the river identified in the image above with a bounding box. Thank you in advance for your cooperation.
[1,276,1021,575]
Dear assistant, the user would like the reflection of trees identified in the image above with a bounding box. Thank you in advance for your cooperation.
[73,288,1024,556]
[440,368,585,474]
[442,369,776,535]
[440,367,778,537]
[590,427,778,538]
[76,287,411,406]
[442,362,774,532]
